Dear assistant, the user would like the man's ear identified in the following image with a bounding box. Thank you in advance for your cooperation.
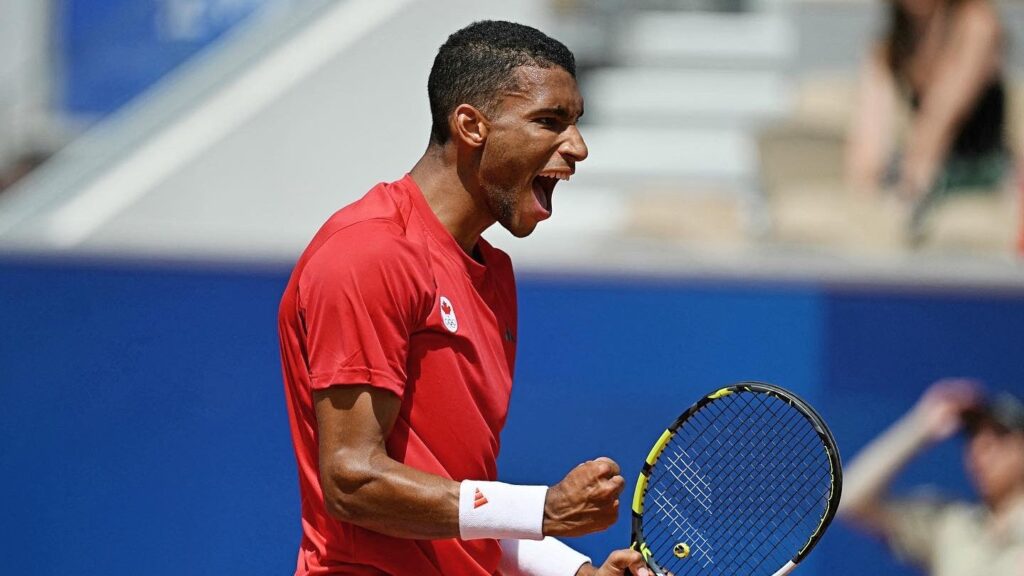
[452,104,488,148]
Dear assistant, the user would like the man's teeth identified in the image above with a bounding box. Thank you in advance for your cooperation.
[538,173,570,182]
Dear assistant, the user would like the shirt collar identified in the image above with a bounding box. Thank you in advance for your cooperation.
[399,174,489,282]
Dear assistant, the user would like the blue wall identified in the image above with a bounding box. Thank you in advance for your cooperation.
[2,258,1023,574]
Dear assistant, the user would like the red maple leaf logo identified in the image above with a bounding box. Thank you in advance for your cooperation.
[441,300,452,315]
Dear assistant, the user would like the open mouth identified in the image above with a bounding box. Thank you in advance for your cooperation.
[531,170,571,216]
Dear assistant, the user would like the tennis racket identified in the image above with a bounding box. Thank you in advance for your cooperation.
[629,382,842,576]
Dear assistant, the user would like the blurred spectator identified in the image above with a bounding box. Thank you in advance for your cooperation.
[0,150,50,193]
[845,0,1008,243]
[839,379,1024,575]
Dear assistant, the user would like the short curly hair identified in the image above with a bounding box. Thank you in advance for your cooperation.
[427,20,576,145]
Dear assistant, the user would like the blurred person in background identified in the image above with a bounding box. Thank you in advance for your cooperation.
[839,379,1024,575]
[0,150,50,193]
[278,20,649,576]
[845,0,1008,243]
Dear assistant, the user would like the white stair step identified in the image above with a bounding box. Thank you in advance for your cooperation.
[619,11,796,65]
[584,68,792,124]
[575,125,757,184]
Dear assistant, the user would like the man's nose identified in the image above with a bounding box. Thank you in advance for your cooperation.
[560,125,588,163]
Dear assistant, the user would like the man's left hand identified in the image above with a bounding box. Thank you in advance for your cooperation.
[575,549,650,576]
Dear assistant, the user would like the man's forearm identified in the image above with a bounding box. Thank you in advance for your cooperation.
[321,450,462,539]
[324,454,552,542]
[840,412,932,517]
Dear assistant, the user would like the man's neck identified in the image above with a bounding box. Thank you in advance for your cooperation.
[409,144,494,255]
[990,488,1024,531]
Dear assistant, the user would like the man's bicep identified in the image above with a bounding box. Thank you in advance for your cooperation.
[312,384,462,538]
[314,384,402,458]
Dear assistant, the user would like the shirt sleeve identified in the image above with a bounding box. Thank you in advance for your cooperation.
[298,221,431,397]
[879,497,949,568]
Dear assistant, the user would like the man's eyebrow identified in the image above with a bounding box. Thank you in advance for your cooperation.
[534,106,584,121]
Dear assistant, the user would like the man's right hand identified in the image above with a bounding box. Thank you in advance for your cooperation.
[910,378,983,443]
[543,457,625,537]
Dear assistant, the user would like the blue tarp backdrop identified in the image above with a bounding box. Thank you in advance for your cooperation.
[2,258,1022,574]
[59,0,273,116]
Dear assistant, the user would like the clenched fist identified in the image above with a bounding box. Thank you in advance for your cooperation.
[543,457,625,537]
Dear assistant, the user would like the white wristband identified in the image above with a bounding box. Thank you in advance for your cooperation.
[499,537,592,576]
[458,480,548,541]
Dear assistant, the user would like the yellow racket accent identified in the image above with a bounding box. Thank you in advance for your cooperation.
[708,387,735,399]
[632,472,648,514]
[645,429,674,466]
[626,471,643,510]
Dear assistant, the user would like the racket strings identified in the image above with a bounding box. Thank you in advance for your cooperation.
[646,437,824,573]
[685,394,831,570]
[724,396,832,571]
[686,397,822,498]
[640,392,833,575]
[644,410,814,550]
[655,396,823,535]
[645,441,823,573]
[645,397,829,574]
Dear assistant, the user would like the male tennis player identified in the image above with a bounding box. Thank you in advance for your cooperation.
[840,379,1024,575]
[278,20,649,576]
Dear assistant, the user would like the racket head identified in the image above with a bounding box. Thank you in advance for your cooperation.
[630,382,842,576]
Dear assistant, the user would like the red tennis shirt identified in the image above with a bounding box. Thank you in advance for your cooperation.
[278,175,518,575]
